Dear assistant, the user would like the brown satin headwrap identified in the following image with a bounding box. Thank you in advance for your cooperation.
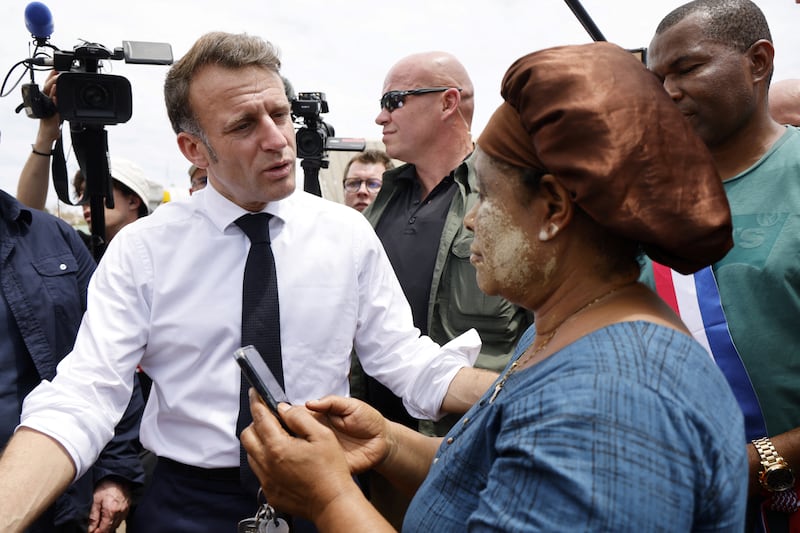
[479,42,733,274]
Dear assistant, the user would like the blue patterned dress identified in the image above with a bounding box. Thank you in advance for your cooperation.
[403,321,748,532]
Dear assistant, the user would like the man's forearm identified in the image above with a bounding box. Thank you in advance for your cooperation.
[440,366,498,414]
[17,120,60,210]
[0,427,76,532]
[17,151,52,210]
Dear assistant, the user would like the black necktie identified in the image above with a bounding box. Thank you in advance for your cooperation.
[235,213,284,495]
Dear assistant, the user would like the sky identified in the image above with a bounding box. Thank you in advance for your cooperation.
[1,0,799,207]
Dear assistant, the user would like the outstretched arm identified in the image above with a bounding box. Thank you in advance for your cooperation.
[17,71,61,210]
[441,366,498,414]
[0,427,76,532]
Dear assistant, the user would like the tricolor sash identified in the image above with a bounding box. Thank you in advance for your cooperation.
[652,263,767,441]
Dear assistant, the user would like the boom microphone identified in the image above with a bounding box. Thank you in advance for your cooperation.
[25,2,54,44]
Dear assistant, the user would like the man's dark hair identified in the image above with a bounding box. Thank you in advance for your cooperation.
[164,32,282,137]
[656,0,771,53]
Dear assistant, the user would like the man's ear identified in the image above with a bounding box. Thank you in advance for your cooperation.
[177,131,211,169]
[129,193,143,212]
[748,39,775,85]
[441,87,462,117]
[537,174,574,241]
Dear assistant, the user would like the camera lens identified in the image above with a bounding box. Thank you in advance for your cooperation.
[296,128,325,158]
[80,83,111,109]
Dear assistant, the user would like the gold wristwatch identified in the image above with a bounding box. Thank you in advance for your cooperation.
[752,437,795,492]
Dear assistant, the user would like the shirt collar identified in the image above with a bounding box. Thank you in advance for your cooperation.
[200,179,297,235]
[0,189,32,226]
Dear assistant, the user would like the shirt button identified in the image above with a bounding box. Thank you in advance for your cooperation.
[446,437,454,444]
[462,417,470,425]
[433,457,439,464]
[59,263,67,271]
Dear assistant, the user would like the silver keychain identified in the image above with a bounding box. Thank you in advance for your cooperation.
[257,503,290,533]
[239,488,290,533]
[237,516,259,533]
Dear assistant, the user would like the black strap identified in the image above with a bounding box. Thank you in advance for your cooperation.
[52,136,74,206]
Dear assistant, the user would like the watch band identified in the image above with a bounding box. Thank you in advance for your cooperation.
[754,437,788,469]
[753,437,794,490]
[754,437,784,465]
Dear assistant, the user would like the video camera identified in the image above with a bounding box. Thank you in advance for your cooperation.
[292,91,366,159]
[18,37,172,126]
[291,91,366,196]
[3,1,173,261]
[292,91,334,160]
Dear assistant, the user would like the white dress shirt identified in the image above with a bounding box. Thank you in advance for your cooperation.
[21,183,479,477]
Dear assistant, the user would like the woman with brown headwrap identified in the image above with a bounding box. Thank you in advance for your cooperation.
[241,42,748,531]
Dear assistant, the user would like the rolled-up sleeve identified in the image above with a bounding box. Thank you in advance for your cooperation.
[353,230,480,420]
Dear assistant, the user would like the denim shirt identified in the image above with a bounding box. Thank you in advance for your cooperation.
[0,189,144,529]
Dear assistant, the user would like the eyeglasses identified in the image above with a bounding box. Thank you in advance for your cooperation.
[343,178,382,193]
[379,87,462,112]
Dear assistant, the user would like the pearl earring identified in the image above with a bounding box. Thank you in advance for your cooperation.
[539,223,559,241]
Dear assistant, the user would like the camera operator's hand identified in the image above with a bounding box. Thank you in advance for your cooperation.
[16,70,62,210]
[38,69,62,136]
[33,71,62,151]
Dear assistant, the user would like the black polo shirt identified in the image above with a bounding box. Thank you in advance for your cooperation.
[374,166,458,334]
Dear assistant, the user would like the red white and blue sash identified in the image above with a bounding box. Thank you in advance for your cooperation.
[652,263,767,442]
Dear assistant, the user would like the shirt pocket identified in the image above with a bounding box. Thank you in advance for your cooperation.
[31,253,85,345]
[31,253,81,279]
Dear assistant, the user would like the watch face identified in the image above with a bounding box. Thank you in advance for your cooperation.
[765,466,796,492]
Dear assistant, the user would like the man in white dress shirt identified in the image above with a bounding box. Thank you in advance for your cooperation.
[0,32,496,533]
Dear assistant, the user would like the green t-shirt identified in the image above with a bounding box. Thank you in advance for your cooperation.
[641,126,800,436]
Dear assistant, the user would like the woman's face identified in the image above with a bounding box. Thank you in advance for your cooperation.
[465,149,556,304]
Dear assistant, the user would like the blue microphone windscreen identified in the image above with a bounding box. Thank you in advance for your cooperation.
[25,2,54,40]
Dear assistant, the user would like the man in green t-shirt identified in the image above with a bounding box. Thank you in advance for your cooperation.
[647,1,800,531]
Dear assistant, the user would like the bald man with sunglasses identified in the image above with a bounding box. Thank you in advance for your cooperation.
[356,51,531,528]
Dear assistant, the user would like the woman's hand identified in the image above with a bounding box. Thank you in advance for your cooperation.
[241,391,391,522]
[304,395,391,474]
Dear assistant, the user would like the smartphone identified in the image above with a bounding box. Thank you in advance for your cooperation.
[233,345,290,415]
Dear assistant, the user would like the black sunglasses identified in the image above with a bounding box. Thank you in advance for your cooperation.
[380,87,462,112]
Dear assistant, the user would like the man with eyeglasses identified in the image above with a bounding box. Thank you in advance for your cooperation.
[342,149,393,212]
[357,51,531,528]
